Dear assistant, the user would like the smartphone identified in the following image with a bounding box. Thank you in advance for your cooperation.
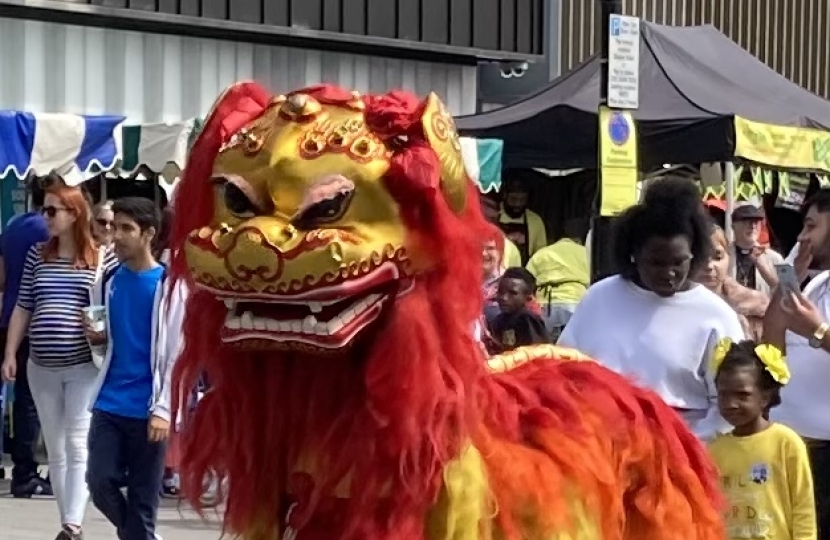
[775,264,801,294]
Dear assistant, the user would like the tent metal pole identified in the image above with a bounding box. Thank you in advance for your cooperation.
[724,161,737,277]
[724,162,736,242]
[590,0,623,283]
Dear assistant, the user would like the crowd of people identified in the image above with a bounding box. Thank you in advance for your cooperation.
[0,174,184,540]
[1,169,829,540]
[481,177,830,540]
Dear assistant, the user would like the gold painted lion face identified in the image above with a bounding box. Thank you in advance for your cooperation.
[183,86,468,351]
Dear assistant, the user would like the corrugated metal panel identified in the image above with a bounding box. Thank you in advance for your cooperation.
[555,0,830,99]
[0,17,478,122]
[25,0,544,56]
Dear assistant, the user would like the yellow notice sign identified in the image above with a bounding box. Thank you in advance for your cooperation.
[599,107,639,216]
[734,116,830,173]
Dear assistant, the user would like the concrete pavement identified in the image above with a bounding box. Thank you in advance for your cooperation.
[0,476,224,540]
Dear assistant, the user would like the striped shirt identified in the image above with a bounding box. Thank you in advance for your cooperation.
[17,243,118,368]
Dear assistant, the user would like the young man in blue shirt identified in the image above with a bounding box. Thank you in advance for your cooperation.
[0,179,52,497]
[85,197,185,540]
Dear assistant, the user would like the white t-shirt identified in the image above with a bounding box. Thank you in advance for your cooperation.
[558,275,745,440]
[771,271,830,439]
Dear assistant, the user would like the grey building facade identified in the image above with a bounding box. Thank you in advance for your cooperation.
[0,0,544,119]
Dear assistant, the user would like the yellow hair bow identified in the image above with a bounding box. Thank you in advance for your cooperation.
[711,337,790,385]
[754,344,790,385]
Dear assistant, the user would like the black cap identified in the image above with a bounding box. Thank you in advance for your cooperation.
[732,205,764,222]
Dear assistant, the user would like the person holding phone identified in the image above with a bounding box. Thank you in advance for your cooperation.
[765,189,830,540]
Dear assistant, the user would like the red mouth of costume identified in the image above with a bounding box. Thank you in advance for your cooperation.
[212,262,413,349]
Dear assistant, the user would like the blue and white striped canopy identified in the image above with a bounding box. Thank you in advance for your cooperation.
[0,111,124,185]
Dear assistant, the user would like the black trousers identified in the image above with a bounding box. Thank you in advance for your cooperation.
[87,410,167,540]
[809,442,830,540]
[0,329,41,482]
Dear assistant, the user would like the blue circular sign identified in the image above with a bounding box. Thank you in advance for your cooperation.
[608,112,630,146]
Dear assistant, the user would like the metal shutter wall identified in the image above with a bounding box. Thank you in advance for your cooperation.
[555,0,829,99]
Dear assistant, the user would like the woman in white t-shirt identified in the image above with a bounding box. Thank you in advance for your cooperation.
[558,179,744,440]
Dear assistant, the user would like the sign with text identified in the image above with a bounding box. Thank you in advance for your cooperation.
[608,14,640,109]
[734,116,830,173]
[599,107,639,216]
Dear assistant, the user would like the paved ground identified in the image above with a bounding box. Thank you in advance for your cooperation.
[0,473,224,540]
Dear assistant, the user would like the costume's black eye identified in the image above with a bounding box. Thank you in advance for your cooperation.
[223,183,256,217]
[212,174,267,218]
[293,191,352,229]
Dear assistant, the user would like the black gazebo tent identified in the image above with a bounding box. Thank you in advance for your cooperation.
[456,21,830,171]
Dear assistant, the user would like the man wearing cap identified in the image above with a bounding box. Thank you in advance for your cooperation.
[497,179,547,265]
[730,204,784,295]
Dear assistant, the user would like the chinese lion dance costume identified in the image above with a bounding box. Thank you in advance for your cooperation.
[169,82,724,540]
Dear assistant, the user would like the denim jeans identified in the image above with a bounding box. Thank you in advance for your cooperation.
[1,382,5,458]
[0,331,41,482]
[87,409,167,540]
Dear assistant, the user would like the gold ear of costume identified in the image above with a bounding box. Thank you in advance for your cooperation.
[421,93,467,214]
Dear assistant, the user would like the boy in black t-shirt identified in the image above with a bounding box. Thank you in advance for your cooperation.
[491,267,550,352]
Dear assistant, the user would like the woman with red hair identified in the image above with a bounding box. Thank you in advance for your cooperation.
[1,176,117,540]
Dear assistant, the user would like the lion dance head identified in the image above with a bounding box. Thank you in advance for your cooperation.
[170,83,723,540]
[174,83,481,352]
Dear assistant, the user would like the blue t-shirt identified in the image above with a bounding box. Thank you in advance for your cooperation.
[0,213,48,328]
[95,264,165,419]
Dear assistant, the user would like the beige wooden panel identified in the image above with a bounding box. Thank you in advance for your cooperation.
[555,0,829,99]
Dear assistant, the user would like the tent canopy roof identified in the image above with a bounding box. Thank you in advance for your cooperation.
[457,21,830,170]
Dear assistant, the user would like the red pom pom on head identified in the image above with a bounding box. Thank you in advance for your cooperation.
[364,91,424,141]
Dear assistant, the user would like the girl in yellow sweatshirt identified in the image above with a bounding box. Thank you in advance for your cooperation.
[709,338,817,540]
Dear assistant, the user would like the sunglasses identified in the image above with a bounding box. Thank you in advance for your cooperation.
[95,218,114,228]
[41,206,67,218]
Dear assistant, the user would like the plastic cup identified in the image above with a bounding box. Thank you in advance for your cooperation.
[82,305,106,332]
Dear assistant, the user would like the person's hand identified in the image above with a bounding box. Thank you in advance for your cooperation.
[781,290,825,339]
[148,415,171,442]
[748,245,767,262]
[793,240,814,283]
[84,319,107,346]
[1,354,16,382]
[750,245,778,286]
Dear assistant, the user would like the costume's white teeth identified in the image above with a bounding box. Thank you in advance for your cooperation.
[327,317,345,334]
[224,299,235,309]
[222,294,388,337]
[302,315,318,333]
[241,311,254,330]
